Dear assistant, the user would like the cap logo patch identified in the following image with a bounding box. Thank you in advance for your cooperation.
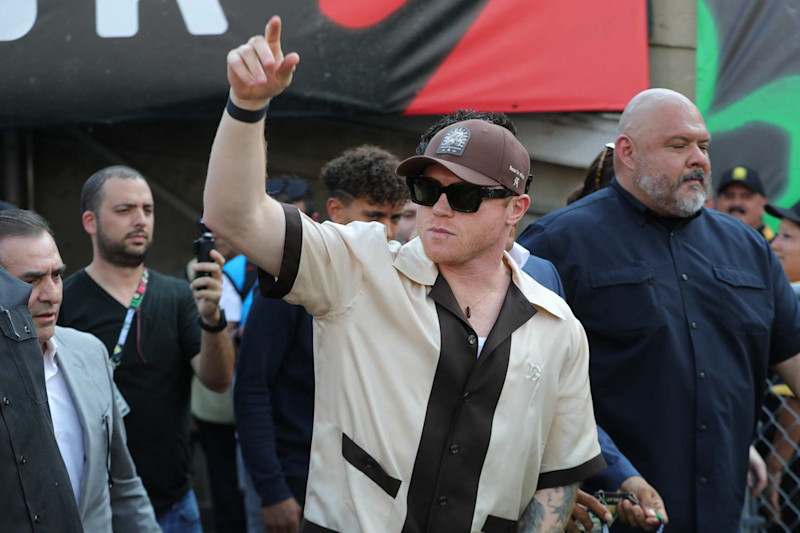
[733,166,748,180]
[437,127,470,156]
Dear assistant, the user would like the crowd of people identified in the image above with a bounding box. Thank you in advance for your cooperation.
[4,14,800,533]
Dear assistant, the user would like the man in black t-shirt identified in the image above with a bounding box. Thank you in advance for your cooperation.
[58,165,235,533]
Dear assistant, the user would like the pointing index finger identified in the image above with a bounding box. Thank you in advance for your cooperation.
[265,15,285,64]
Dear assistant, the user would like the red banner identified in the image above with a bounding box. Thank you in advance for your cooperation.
[0,0,649,126]
[406,0,649,114]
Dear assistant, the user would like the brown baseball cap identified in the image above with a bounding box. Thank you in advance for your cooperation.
[396,119,531,195]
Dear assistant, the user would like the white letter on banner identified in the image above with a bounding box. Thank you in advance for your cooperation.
[175,0,228,35]
[95,0,226,38]
[0,0,37,42]
[96,0,139,38]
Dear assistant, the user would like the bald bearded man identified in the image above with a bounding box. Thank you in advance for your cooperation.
[519,88,800,532]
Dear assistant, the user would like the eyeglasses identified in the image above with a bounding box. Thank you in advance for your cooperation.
[406,176,515,213]
[267,178,310,200]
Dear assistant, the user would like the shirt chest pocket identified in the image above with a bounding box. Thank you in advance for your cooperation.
[713,266,770,333]
[587,265,661,335]
[0,307,37,342]
[0,307,47,403]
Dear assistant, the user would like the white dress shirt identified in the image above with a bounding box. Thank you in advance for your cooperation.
[509,241,531,269]
[43,337,85,503]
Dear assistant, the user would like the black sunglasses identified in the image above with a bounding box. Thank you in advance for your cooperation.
[406,176,515,213]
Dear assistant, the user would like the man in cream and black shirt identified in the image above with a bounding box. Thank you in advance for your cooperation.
[204,16,604,533]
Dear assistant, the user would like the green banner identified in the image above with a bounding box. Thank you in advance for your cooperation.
[697,0,800,217]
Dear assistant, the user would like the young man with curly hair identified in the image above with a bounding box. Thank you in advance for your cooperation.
[320,144,409,241]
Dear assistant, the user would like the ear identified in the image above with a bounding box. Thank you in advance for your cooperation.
[506,194,531,226]
[326,197,344,223]
[615,134,636,172]
[82,210,97,236]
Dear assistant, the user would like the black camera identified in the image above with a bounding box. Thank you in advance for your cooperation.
[192,219,215,277]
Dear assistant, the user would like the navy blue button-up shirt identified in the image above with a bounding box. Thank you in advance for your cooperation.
[518,179,800,533]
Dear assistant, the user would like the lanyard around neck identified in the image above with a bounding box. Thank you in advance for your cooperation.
[111,268,149,368]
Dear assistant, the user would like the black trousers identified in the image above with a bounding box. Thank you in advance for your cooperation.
[195,419,247,533]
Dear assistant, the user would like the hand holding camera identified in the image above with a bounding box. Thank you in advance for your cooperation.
[191,220,226,325]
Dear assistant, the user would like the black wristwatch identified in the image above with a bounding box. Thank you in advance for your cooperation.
[198,309,227,333]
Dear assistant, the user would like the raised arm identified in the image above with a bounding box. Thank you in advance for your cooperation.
[203,15,300,277]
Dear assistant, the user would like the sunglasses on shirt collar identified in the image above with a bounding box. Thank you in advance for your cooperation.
[406,176,516,213]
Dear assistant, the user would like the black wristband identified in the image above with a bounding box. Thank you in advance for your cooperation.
[226,97,268,123]
[199,309,227,333]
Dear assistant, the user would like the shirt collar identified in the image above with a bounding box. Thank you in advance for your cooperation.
[507,249,566,321]
[509,242,530,268]
[42,336,59,381]
[394,237,566,321]
[393,237,438,286]
[609,178,705,230]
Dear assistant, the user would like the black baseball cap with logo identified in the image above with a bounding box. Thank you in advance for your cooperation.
[395,119,531,195]
[766,200,800,226]
[716,166,766,196]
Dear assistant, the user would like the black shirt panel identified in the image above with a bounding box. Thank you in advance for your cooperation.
[59,269,201,512]
[403,275,542,533]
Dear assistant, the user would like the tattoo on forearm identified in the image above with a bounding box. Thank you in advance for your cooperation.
[517,497,544,533]
[552,484,578,525]
[518,497,545,532]
[517,483,579,533]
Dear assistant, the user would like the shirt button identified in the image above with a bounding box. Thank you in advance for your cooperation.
[33,514,40,523]
[468,334,477,345]
[699,371,707,380]
[19,455,26,465]
[698,476,707,485]
[438,496,448,506]
[699,424,707,432]
[462,392,471,401]
[691,322,698,329]
[450,444,460,454]
[670,232,675,237]
[3,397,9,406]
[681,274,689,281]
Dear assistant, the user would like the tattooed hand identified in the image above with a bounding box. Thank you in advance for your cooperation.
[518,483,579,532]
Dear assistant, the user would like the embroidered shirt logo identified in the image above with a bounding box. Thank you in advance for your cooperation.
[437,127,470,155]
[525,362,542,382]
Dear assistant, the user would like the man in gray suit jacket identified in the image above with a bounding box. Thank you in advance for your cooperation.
[0,264,84,532]
[0,208,160,533]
